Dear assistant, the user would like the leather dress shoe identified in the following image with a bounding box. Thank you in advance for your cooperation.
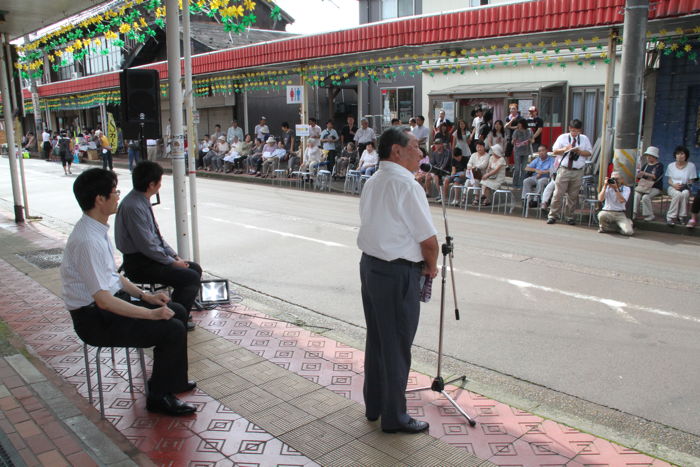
[175,380,196,393]
[366,414,379,422]
[382,417,429,434]
[146,393,196,416]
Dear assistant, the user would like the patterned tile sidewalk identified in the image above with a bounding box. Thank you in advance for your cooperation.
[0,213,674,466]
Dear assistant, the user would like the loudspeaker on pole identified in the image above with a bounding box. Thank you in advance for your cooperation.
[120,69,162,140]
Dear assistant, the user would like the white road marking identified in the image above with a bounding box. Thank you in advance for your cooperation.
[205,216,349,248]
[455,269,697,325]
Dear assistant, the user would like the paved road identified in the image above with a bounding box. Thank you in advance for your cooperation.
[3,158,700,437]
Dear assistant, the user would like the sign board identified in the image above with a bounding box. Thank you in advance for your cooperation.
[193,110,200,125]
[295,124,310,137]
[287,85,304,105]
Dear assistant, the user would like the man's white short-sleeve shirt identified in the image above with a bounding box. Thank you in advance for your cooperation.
[357,161,438,263]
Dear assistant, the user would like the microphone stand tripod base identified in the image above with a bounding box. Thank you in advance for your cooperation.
[406,375,476,427]
[405,194,477,428]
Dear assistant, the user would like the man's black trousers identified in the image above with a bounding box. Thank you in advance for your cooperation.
[122,253,202,313]
[70,295,188,397]
[360,253,421,431]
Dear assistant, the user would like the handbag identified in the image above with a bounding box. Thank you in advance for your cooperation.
[635,178,654,194]
[472,167,483,180]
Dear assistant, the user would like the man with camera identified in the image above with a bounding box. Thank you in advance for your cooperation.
[597,171,634,236]
[547,119,592,225]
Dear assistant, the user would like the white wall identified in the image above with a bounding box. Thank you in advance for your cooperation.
[422,0,523,15]
[421,57,622,121]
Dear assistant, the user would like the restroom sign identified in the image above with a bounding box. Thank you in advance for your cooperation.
[287,85,304,104]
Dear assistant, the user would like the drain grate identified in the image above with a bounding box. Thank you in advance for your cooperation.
[17,248,64,270]
[0,430,17,467]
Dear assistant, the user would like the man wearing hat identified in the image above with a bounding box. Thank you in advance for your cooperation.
[526,106,544,153]
[633,146,665,221]
[427,137,452,202]
[261,136,280,176]
[205,135,229,172]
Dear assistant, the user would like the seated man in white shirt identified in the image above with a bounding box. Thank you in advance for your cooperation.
[60,168,196,416]
[597,171,634,236]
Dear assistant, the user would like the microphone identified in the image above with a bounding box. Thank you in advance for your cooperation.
[420,163,450,176]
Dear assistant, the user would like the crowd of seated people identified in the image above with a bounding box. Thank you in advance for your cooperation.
[193,118,696,231]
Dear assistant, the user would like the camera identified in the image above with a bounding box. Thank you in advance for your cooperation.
[564,150,579,162]
[608,178,616,185]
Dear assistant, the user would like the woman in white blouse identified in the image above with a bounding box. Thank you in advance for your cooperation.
[665,145,697,226]
[358,142,379,176]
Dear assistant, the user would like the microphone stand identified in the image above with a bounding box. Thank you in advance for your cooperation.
[406,192,476,427]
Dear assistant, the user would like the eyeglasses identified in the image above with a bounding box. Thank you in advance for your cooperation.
[112,189,121,196]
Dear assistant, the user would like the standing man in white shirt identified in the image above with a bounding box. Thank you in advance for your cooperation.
[354,118,376,156]
[254,117,269,142]
[41,127,52,159]
[357,126,438,434]
[411,115,429,152]
[227,120,244,145]
[597,171,634,235]
[60,168,196,416]
[434,109,451,131]
[547,119,593,225]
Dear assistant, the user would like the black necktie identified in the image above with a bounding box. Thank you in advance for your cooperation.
[567,136,578,169]
[148,205,165,249]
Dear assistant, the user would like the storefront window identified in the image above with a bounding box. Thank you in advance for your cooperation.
[381,87,414,127]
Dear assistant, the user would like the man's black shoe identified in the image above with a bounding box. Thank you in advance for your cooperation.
[566,218,576,225]
[382,418,429,434]
[175,380,196,393]
[546,218,556,224]
[146,394,196,416]
[366,414,379,422]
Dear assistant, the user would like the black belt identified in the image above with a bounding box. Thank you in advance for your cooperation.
[364,253,423,268]
[560,166,582,171]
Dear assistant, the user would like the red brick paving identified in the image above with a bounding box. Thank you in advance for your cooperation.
[0,211,675,467]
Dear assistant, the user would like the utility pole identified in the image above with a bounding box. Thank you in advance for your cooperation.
[166,0,191,258]
[598,28,618,190]
[182,0,200,263]
[0,34,25,222]
[613,0,649,210]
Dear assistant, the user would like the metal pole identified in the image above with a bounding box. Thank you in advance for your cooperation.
[598,28,618,190]
[243,87,249,136]
[300,67,308,162]
[166,0,191,258]
[99,104,107,134]
[613,0,648,194]
[24,35,43,138]
[182,0,200,263]
[0,34,25,222]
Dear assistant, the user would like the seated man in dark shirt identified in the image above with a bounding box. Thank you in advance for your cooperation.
[115,161,202,331]
[60,168,196,416]
[441,147,469,205]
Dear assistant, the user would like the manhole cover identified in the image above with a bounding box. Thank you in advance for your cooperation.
[17,248,64,270]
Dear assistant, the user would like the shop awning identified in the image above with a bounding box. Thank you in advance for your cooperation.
[428,81,566,97]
